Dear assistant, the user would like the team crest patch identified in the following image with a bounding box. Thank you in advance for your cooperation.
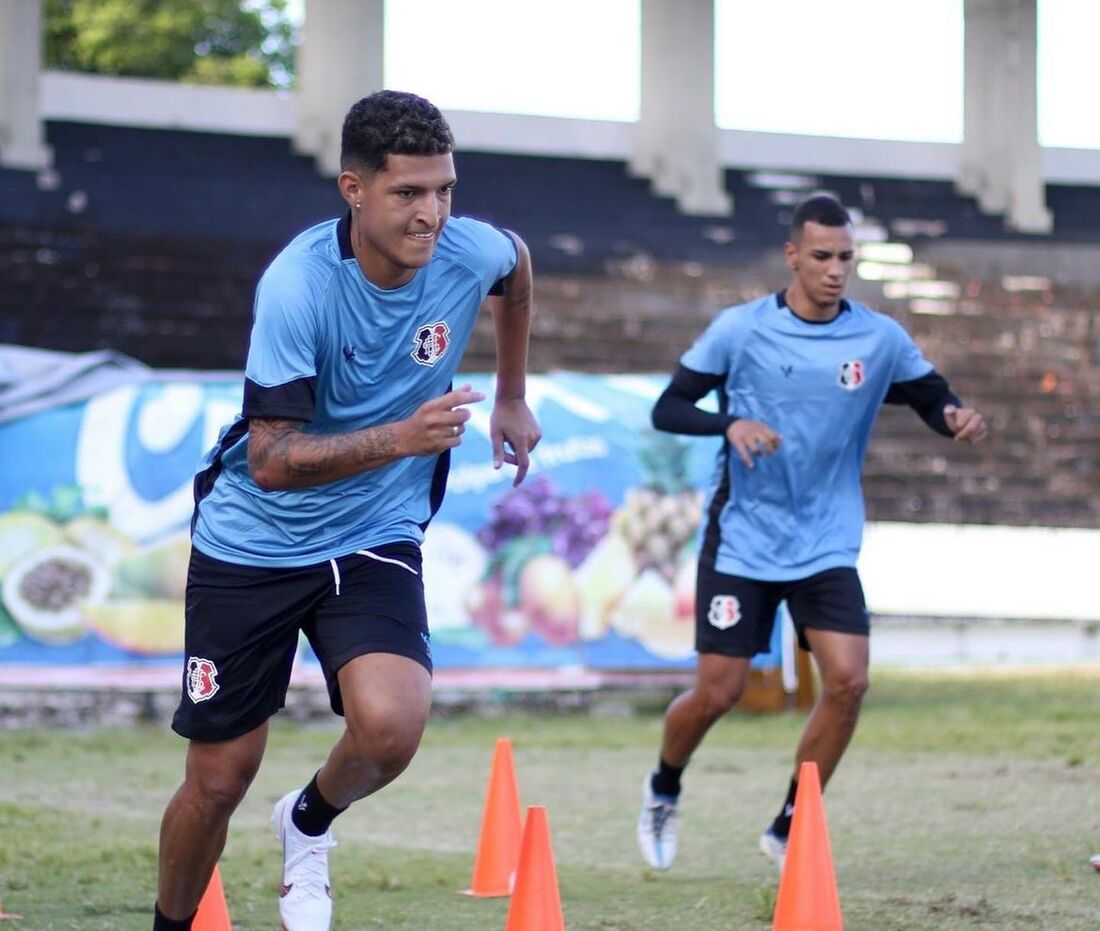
[412,321,451,366]
[837,359,866,390]
[186,656,220,703]
[708,594,742,630]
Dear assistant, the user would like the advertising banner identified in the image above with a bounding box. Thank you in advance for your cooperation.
[0,373,785,672]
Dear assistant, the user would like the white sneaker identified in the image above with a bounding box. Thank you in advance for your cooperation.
[758,827,788,872]
[272,789,337,931]
[636,772,679,870]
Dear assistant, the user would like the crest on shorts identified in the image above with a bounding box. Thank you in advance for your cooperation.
[411,321,451,366]
[186,656,220,703]
[837,359,865,390]
[707,594,742,630]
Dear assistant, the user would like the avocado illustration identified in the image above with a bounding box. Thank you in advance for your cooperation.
[113,531,191,600]
[2,545,110,644]
[0,511,66,579]
[82,599,185,655]
[63,515,137,569]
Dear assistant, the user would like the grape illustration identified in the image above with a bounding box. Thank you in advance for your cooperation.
[477,475,612,569]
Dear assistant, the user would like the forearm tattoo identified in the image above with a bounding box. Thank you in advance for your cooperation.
[249,418,400,486]
[505,288,531,314]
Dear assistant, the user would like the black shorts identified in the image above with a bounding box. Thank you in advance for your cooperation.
[695,563,868,658]
[172,542,430,741]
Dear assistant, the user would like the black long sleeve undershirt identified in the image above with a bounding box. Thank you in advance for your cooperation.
[884,370,961,437]
[651,366,736,436]
[651,365,962,438]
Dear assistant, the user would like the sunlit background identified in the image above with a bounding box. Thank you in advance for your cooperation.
[283,0,1100,149]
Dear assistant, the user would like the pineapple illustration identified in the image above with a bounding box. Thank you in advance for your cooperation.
[611,431,704,582]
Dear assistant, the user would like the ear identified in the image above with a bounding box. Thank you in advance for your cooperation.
[338,170,364,209]
[784,240,798,272]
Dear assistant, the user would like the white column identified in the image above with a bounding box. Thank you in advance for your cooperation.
[294,0,384,177]
[958,0,1051,233]
[631,0,730,216]
[0,0,50,170]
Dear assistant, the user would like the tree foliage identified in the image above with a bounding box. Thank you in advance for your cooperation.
[44,0,297,88]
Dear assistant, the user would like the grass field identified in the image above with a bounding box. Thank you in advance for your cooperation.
[2,669,1099,930]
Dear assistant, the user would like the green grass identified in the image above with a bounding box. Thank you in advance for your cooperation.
[1,670,1099,929]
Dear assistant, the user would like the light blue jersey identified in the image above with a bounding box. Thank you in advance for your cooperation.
[685,292,932,581]
[191,213,516,567]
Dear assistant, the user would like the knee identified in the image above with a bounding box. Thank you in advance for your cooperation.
[695,680,743,720]
[824,671,869,712]
[345,708,425,781]
[186,759,258,817]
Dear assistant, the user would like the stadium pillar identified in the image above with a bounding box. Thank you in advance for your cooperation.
[958,0,1051,233]
[295,0,384,177]
[630,0,731,216]
[0,0,50,170]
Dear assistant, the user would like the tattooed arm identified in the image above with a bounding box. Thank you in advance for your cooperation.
[247,385,485,491]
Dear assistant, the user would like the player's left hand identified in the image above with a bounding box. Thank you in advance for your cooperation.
[491,398,541,485]
[944,404,988,443]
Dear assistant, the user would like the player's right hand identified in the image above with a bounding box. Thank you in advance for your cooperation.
[726,418,781,468]
[405,384,485,455]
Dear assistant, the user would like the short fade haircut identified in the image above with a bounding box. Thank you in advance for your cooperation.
[791,194,852,238]
[341,90,454,174]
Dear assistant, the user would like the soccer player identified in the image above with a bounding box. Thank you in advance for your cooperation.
[152,91,540,931]
[636,194,987,873]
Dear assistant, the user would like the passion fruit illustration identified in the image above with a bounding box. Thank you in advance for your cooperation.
[0,511,66,578]
[2,545,110,644]
[82,599,185,654]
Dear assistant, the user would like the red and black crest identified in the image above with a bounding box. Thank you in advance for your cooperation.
[412,321,451,366]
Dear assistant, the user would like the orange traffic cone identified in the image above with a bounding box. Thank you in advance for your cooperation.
[772,761,843,931]
[504,806,565,931]
[462,737,524,897]
[192,864,232,931]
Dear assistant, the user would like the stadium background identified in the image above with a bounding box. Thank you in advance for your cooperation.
[1,0,1098,689]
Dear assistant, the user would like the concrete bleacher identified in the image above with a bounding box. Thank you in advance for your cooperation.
[3,118,1099,530]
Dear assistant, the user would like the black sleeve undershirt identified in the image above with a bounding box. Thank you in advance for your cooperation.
[883,369,960,437]
[487,228,521,296]
[243,376,316,422]
[651,365,737,436]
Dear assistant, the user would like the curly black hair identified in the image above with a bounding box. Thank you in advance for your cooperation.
[340,90,454,173]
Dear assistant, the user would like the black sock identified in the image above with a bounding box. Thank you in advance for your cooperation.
[291,772,347,837]
[770,778,799,838]
[153,903,194,931]
[651,757,684,798]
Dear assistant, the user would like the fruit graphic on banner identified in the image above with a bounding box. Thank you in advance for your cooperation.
[0,372,777,674]
[612,432,703,583]
[2,545,111,644]
[461,431,704,657]
[0,487,188,653]
[595,432,702,657]
[467,476,612,646]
